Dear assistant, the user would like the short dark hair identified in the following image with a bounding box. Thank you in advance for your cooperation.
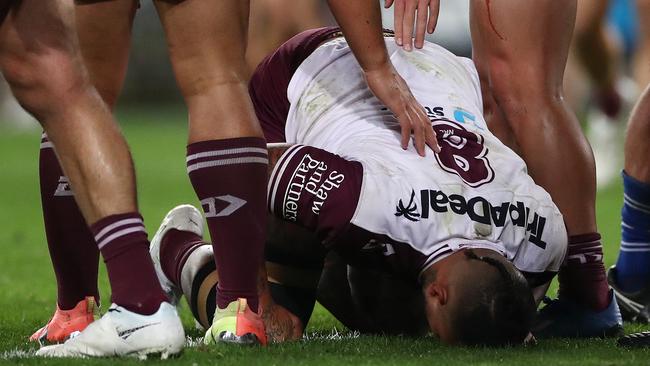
[450,250,536,346]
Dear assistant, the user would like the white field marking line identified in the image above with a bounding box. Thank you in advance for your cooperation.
[303,328,360,341]
[0,348,36,359]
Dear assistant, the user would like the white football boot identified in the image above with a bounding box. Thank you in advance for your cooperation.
[150,204,204,305]
[36,302,185,359]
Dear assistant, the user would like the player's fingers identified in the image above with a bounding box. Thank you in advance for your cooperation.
[414,0,428,48]
[413,115,426,156]
[403,0,417,51]
[385,0,394,8]
[417,105,440,152]
[427,0,440,33]
[425,123,440,153]
[394,0,405,46]
[400,119,410,150]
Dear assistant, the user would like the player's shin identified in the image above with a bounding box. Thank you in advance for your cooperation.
[613,171,650,292]
[91,213,168,315]
[31,134,101,344]
[39,133,100,310]
[559,233,610,311]
[186,138,268,314]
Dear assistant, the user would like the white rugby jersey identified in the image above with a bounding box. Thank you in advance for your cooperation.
[284,37,568,279]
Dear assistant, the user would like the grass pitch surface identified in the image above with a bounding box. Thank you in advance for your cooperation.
[1,108,649,365]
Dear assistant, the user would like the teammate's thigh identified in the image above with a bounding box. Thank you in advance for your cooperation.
[469,0,597,235]
[75,0,138,108]
[0,0,139,222]
[154,0,261,142]
[469,0,575,102]
[0,0,88,118]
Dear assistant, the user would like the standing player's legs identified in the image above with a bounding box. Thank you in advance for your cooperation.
[31,0,138,343]
[154,0,268,344]
[572,0,622,117]
[0,0,183,356]
[634,0,650,87]
[470,0,618,336]
[608,85,650,320]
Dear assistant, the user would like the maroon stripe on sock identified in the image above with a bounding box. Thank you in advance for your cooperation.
[91,213,167,315]
[559,233,610,311]
[187,137,267,312]
[39,141,99,310]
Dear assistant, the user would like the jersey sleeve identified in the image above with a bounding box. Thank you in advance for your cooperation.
[267,144,363,246]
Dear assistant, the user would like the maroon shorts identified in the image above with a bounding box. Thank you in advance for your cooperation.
[251,27,366,246]
[248,27,343,143]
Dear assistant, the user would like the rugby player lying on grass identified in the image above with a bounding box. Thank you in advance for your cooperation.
[147,27,576,346]
[33,27,620,346]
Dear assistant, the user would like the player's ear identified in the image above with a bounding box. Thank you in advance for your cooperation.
[425,282,448,306]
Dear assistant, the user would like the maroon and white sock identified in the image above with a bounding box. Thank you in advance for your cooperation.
[90,213,167,315]
[187,137,267,313]
[39,133,100,310]
[558,233,611,311]
[160,229,206,288]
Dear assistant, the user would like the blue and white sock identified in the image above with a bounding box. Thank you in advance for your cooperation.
[615,171,650,292]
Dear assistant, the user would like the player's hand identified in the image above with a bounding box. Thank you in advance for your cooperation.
[364,63,440,156]
[385,0,440,51]
[261,303,303,343]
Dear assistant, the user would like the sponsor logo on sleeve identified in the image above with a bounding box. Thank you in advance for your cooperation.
[283,154,345,221]
[395,189,548,249]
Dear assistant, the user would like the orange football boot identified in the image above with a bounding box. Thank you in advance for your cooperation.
[203,298,267,346]
[30,296,99,344]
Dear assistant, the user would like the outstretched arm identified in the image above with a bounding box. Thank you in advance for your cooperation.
[326,0,440,156]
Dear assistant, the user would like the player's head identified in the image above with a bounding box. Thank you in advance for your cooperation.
[421,248,536,346]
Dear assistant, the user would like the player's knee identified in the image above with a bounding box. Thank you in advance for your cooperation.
[94,86,121,111]
[1,49,88,120]
[486,58,562,127]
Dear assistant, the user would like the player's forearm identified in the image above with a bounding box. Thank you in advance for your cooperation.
[326,0,391,73]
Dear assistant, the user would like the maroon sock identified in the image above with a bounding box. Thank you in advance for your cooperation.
[39,133,100,310]
[90,213,167,315]
[187,137,267,313]
[558,233,611,311]
[160,229,206,288]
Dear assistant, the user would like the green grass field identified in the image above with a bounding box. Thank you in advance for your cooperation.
[1,108,650,365]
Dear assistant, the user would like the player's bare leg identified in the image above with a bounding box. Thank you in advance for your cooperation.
[470,0,620,337]
[608,85,650,322]
[634,0,650,87]
[76,0,137,109]
[573,0,622,118]
[0,0,183,356]
[154,0,268,345]
[30,0,139,344]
